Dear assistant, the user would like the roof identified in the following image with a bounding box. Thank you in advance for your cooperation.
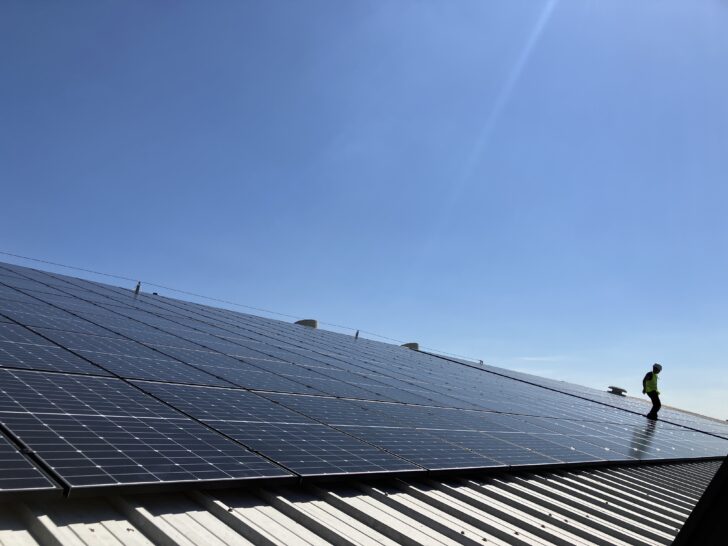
[0,259,726,544]
[1,459,720,546]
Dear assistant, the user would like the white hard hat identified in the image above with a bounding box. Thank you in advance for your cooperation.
[653,363,662,372]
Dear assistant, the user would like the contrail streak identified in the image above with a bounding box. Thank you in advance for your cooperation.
[420,0,560,258]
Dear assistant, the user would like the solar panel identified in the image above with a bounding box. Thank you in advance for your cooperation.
[0,322,111,376]
[133,382,420,476]
[448,358,728,440]
[257,393,601,467]
[0,429,59,494]
[335,426,500,470]
[31,329,168,361]
[0,310,117,336]
[0,260,725,497]
[79,353,235,387]
[0,369,291,489]
[429,430,562,465]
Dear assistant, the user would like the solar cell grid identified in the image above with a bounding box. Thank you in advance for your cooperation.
[21,291,102,309]
[0,278,26,290]
[493,432,601,463]
[0,369,178,418]
[277,375,393,401]
[0,311,113,336]
[0,264,60,279]
[134,382,421,476]
[350,400,469,430]
[0,412,289,487]
[489,414,557,434]
[520,417,593,435]
[548,434,634,461]
[666,430,728,455]
[33,329,167,361]
[57,291,121,305]
[79,353,233,387]
[205,341,275,359]
[0,289,44,305]
[567,434,640,459]
[146,346,244,369]
[211,421,420,475]
[134,382,311,423]
[354,381,454,407]
[0,268,27,279]
[238,359,314,375]
[0,370,292,488]
[426,429,558,465]
[113,329,205,350]
[312,365,386,383]
[0,323,55,345]
[147,326,207,341]
[258,347,331,367]
[68,313,140,331]
[49,282,117,294]
[97,303,171,318]
[262,393,392,427]
[0,430,58,493]
[0,277,69,294]
[0,337,108,376]
[196,365,325,394]
[335,425,496,470]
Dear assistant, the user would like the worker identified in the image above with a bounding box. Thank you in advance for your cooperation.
[642,363,663,420]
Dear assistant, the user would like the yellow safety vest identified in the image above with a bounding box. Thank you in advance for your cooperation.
[645,373,659,394]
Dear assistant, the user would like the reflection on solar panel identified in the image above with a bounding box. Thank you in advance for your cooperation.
[452,358,728,440]
[0,260,726,495]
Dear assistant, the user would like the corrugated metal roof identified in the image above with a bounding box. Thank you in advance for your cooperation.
[1,459,721,546]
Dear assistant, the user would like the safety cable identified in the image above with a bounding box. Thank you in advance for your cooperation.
[0,250,482,363]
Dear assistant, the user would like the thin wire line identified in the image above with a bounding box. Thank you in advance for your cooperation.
[0,250,303,318]
[0,250,485,362]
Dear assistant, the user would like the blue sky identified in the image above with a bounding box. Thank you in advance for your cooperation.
[2,1,727,419]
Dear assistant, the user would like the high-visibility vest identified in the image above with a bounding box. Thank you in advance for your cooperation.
[645,372,659,394]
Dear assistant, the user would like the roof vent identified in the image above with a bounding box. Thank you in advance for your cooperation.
[401,342,419,351]
[608,386,627,396]
[294,319,318,329]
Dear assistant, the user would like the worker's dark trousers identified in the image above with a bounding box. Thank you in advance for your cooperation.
[646,391,661,419]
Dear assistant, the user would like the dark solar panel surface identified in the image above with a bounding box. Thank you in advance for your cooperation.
[0,323,110,376]
[0,429,58,493]
[0,369,290,488]
[0,260,725,494]
[133,382,420,476]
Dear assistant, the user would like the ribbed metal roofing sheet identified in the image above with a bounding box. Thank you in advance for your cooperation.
[0,459,721,546]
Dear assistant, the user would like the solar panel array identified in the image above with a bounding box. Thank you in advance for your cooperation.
[0,260,726,496]
[463,361,728,440]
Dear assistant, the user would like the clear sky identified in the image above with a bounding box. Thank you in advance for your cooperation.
[2,1,727,419]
